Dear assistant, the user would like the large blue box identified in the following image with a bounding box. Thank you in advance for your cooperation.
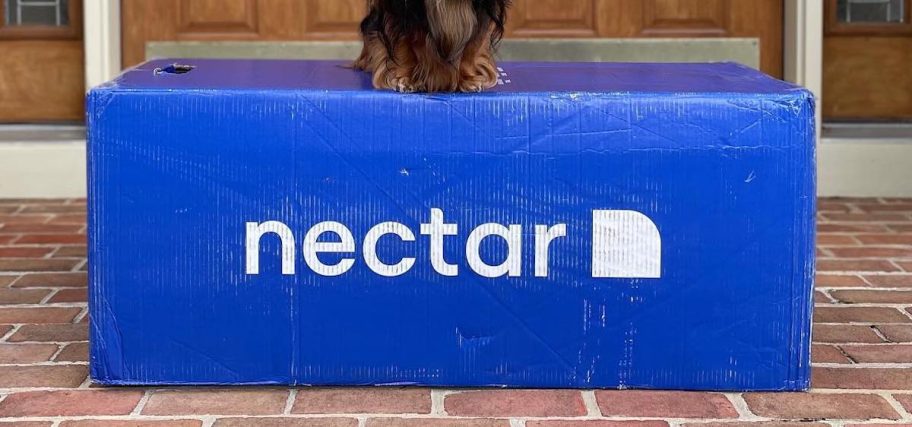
[88,59,815,390]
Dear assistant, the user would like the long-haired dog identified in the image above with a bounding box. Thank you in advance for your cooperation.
[354,0,511,93]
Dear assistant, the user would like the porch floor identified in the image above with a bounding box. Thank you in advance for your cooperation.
[1,198,911,426]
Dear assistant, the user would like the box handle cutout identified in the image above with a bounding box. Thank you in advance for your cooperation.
[154,63,195,75]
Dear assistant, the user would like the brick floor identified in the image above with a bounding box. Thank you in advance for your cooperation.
[1,198,912,425]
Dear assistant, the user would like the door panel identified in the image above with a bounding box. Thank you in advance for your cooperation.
[0,0,84,122]
[823,0,912,120]
[122,0,783,77]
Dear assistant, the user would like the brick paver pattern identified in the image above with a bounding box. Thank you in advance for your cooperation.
[1,198,912,426]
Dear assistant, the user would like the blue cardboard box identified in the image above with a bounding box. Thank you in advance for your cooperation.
[87,59,816,390]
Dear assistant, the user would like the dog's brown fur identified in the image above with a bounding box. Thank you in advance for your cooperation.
[354,0,508,93]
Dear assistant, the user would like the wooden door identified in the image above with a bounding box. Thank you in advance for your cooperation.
[122,0,783,77]
[824,0,912,120]
[0,0,85,122]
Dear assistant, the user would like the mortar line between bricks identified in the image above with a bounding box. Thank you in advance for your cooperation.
[284,388,297,414]
[812,362,912,368]
[581,390,601,417]
[72,258,87,272]
[76,374,93,389]
[509,419,525,427]
[724,393,761,420]
[430,389,450,416]
[882,393,912,421]
[131,389,152,416]
[870,325,892,343]
[200,416,217,427]
[0,303,88,308]
[39,288,62,304]
[0,324,22,342]
[48,343,67,361]
[44,245,62,259]
[73,306,90,323]
[816,303,912,308]
[357,416,367,427]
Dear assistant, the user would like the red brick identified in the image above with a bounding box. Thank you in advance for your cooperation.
[0,390,142,417]
[54,342,88,361]
[889,224,912,232]
[0,275,17,287]
[825,213,909,222]
[446,390,585,417]
[14,234,86,245]
[0,247,55,258]
[878,325,912,342]
[831,290,912,304]
[816,274,868,288]
[0,343,58,363]
[842,345,912,363]
[0,324,12,336]
[814,325,883,343]
[60,421,202,427]
[845,425,912,427]
[813,367,912,389]
[0,422,52,427]
[53,245,87,258]
[814,307,910,323]
[595,391,737,418]
[864,275,912,288]
[367,420,507,427]
[11,272,86,287]
[812,344,851,363]
[0,258,80,272]
[0,205,19,214]
[48,288,87,303]
[857,234,912,245]
[20,205,86,214]
[216,419,356,427]
[0,307,81,323]
[0,288,50,304]
[9,323,88,342]
[47,214,86,225]
[814,291,830,303]
[529,422,668,427]
[857,203,912,212]
[0,235,15,244]
[0,214,53,225]
[0,224,84,234]
[817,260,901,273]
[819,224,890,233]
[682,424,828,427]
[829,247,912,258]
[901,262,912,272]
[895,394,912,412]
[817,235,859,245]
[743,392,898,419]
[819,202,853,212]
[142,389,289,415]
[0,365,86,387]
[293,388,430,414]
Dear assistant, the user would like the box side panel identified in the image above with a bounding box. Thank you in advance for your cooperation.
[89,89,815,390]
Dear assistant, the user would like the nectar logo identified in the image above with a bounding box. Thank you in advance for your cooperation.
[245,209,661,279]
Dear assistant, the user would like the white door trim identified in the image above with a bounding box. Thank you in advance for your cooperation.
[83,0,121,89]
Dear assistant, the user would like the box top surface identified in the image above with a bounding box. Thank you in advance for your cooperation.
[100,59,806,96]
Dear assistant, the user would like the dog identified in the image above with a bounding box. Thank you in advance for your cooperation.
[354,0,510,93]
